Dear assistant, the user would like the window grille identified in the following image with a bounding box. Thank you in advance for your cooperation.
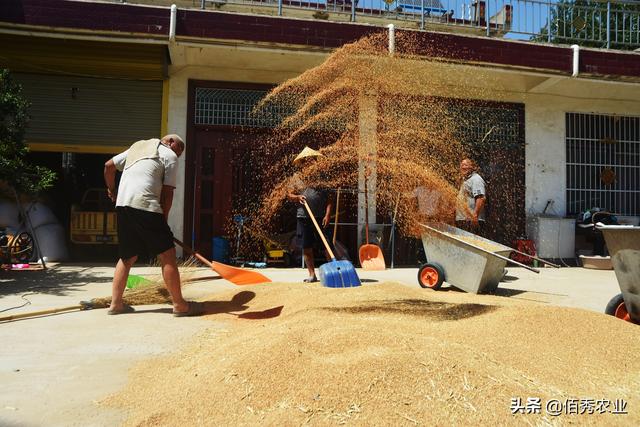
[452,104,525,243]
[451,105,522,150]
[566,112,640,216]
[194,87,288,127]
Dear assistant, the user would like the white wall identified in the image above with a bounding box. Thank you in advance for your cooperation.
[522,85,640,218]
[524,97,568,216]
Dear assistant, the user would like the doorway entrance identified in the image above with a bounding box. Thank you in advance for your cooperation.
[185,81,278,259]
[187,129,258,258]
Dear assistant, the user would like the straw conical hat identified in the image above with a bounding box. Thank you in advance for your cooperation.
[293,146,323,165]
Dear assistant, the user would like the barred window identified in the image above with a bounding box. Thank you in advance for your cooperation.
[194,87,287,127]
[566,112,640,216]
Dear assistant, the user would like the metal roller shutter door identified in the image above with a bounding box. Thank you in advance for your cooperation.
[15,73,162,152]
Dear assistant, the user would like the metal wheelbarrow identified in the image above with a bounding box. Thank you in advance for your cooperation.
[599,225,640,324]
[417,223,540,294]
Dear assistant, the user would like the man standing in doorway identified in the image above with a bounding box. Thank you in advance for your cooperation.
[287,147,334,283]
[455,158,487,236]
[104,134,201,316]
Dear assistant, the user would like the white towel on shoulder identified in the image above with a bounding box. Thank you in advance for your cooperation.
[124,138,160,170]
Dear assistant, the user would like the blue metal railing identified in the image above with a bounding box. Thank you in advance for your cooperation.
[108,1,640,48]
[195,0,640,48]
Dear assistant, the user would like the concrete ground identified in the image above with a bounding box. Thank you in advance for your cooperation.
[0,262,624,427]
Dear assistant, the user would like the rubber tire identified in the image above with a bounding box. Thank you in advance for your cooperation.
[605,293,629,320]
[10,232,34,263]
[418,262,445,290]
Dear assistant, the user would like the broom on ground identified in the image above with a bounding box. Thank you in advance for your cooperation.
[0,257,217,322]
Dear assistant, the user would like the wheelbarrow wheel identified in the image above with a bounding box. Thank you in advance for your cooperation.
[605,293,631,322]
[418,263,444,290]
[10,232,34,263]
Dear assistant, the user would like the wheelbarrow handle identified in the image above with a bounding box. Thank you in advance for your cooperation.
[488,249,540,274]
[509,247,560,268]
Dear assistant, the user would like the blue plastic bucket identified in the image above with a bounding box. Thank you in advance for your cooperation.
[212,237,230,263]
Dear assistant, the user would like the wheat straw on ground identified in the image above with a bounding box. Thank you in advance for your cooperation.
[90,257,201,308]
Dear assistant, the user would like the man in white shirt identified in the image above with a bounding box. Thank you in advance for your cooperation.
[104,134,200,317]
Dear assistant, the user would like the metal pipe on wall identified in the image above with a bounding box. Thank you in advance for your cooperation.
[571,44,580,77]
[170,4,177,42]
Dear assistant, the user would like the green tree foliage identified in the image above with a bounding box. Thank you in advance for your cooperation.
[534,0,640,50]
[0,69,56,195]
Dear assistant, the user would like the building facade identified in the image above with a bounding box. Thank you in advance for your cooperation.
[2,0,639,262]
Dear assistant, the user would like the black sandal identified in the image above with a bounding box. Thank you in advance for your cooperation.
[107,305,135,315]
[173,301,205,317]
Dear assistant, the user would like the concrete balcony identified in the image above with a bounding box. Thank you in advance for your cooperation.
[117,0,640,49]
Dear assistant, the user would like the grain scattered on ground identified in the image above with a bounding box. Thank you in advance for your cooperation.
[104,282,640,426]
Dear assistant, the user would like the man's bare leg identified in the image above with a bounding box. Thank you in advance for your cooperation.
[303,248,316,280]
[157,247,189,313]
[110,256,137,311]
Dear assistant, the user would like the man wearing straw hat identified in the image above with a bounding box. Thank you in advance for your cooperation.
[287,146,334,283]
[104,134,201,316]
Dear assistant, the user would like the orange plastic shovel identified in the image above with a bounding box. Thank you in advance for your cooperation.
[360,227,386,270]
[174,238,271,285]
[359,173,386,271]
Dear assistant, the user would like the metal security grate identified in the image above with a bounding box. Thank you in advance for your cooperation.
[566,112,640,216]
[452,105,523,150]
[195,88,288,127]
[452,104,525,244]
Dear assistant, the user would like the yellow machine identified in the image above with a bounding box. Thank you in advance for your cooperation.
[241,221,293,266]
[264,238,291,266]
[70,188,118,245]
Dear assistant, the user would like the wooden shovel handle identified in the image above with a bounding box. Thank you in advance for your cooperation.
[0,305,85,322]
[303,201,336,260]
[364,173,369,245]
[174,238,214,269]
[332,188,340,245]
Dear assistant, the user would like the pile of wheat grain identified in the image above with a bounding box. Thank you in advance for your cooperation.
[104,282,640,426]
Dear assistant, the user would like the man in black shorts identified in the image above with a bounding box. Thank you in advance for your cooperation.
[287,147,334,283]
[104,134,200,316]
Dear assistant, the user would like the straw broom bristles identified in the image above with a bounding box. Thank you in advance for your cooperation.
[90,256,201,308]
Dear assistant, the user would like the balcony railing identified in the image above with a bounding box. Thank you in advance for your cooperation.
[193,0,640,49]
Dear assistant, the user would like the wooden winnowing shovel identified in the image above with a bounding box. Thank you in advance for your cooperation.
[302,201,360,287]
[359,173,386,271]
[174,238,271,285]
[389,194,400,269]
[332,188,341,246]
